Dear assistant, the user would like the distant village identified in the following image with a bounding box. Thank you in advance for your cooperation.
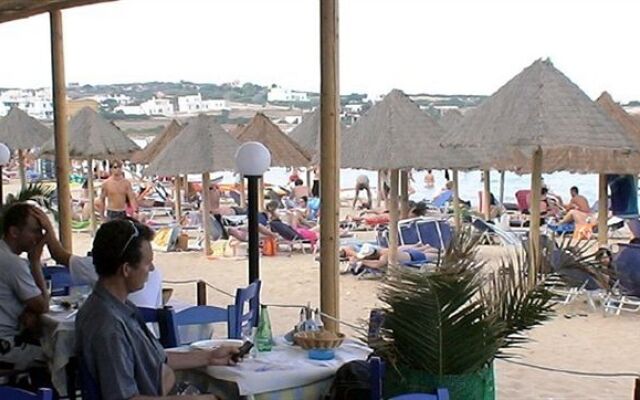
[2,83,639,134]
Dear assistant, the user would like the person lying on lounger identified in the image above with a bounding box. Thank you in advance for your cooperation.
[340,243,438,272]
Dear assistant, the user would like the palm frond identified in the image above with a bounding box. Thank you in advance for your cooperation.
[0,183,58,232]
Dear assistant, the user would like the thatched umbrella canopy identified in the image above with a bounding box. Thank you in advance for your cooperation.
[144,114,239,176]
[235,112,311,167]
[41,107,141,160]
[0,107,53,189]
[342,89,474,170]
[438,108,464,133]
[130,120,184,164]
[289,108,322,156]
[443,58,640,279]
[444,59,640,174]
[596,92,640,146]
[0,107,51,149]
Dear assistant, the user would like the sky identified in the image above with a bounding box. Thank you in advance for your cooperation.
[1,0,639,101]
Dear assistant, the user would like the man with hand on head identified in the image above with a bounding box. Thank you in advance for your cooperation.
[0,202,49,370]
[76,219,240,400]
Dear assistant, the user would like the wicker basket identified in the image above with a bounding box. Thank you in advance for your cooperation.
[293,330,345,350]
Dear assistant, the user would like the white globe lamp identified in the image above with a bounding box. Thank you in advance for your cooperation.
[235,142,271,177]
[0,143,10,165]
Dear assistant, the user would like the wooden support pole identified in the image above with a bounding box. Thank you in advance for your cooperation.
[377,170,383,208]
[174,175,182,221]
[88,159,96,236]
[483,170,491,220]
[50,10,73,252]
[258,179,265,211]
[197,280,206,305]
[388,169,400,268]
[499,170,505,205]
[319,0,340,333]
[239,178,246,207]
[400,170,409,219]
[528,148,543,286]
[598,174,608,246]
[18,150,26,190]
[452,169,461,230]
[201,172,212,256]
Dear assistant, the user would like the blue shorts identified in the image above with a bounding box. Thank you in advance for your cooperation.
[404,249,427,263]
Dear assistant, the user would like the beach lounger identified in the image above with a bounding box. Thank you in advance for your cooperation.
[472,219,524,246]
[602,280,640,315]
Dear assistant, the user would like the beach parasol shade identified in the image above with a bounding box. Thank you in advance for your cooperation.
[235,112,311,167]
[0,107,51,150]
[438,108,464,133]
[41,107,140,159]
[443,59,640,174]
[342,89,476,170]
[130,119,184,164]
[596,92,640,148]
[289,108,321,155]
[144,113,240,176]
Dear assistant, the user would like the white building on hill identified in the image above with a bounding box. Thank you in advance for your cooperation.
[267,86,309,103]
[140,97,174,116]
[0,89,53,119]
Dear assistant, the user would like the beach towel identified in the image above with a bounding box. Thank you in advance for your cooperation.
[296,228,318,243]
[607,174,638,217]
[152,226,181,252]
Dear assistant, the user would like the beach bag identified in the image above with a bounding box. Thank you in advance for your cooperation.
[176,233,189,251]
[152,226,181,252]
[262,236,277,256]
[326,360,371,400]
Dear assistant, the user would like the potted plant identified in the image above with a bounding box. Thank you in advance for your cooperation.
[373,228,555,399]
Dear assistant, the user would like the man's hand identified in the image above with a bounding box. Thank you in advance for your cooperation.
[28,237,46,266]
[207,345,241,366]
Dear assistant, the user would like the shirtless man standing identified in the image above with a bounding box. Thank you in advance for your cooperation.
[99,160,137,221]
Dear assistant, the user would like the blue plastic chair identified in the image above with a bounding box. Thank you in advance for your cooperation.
[0,387,53,400]
[228,280,262,339]
[174,305,229,345]
[42,266,74,296]
[370,357,449,400]
[398,220,421,246]
[138,306,179,348]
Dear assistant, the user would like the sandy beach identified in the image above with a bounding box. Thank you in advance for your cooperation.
[61,227,640,400]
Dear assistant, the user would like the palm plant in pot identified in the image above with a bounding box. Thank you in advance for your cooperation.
[373,228,554,399]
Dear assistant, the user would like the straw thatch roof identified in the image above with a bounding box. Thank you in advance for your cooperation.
[41,107,140,159]
[0,0,116,23]
[0,107,51,150]
[289,109,321,154]
[235,113,312,167]
[596,92,640,148]
[438,109,464,133]
[443,59,640,174]
[130,120,184,164]
[144,114,240,176]
[342,89,478,170]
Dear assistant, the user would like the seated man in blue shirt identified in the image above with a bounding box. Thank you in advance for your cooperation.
[76,219,239,400]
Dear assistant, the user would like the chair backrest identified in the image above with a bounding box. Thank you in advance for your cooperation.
[228,280,262,339]
[626,219,640,238]
[0,387,53,400]
[368,356,450,400]
[398,220,420,246]
[376,227,389,248]
[515,190,531,213]
[42,266,74,296]
[138,306,179,348]
[431,190,452,209]
[416,219,450,250]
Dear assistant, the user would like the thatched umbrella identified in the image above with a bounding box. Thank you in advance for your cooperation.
[596,92,640,244]
[444,59,640,279]
[235,113,312,167]
[343,89,474,266]
[289,109,320,156]
[0,107,52,189]
[130,119,186,219]
[144,114,241,256]
[42,107,141,235]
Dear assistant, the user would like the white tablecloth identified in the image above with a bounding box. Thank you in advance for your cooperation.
[203,337,372,396]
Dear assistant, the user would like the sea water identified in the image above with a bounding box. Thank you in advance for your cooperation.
[192,168,603,208]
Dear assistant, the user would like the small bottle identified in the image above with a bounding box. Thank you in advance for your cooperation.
[304,307,319,332]
[314,308,324,330]
[256,305,273,352]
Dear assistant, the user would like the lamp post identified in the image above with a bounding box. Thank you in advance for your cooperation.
[235,142,271,284]
[0,143,11,209]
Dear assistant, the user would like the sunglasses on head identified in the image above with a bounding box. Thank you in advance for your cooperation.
[119,220,139,257]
